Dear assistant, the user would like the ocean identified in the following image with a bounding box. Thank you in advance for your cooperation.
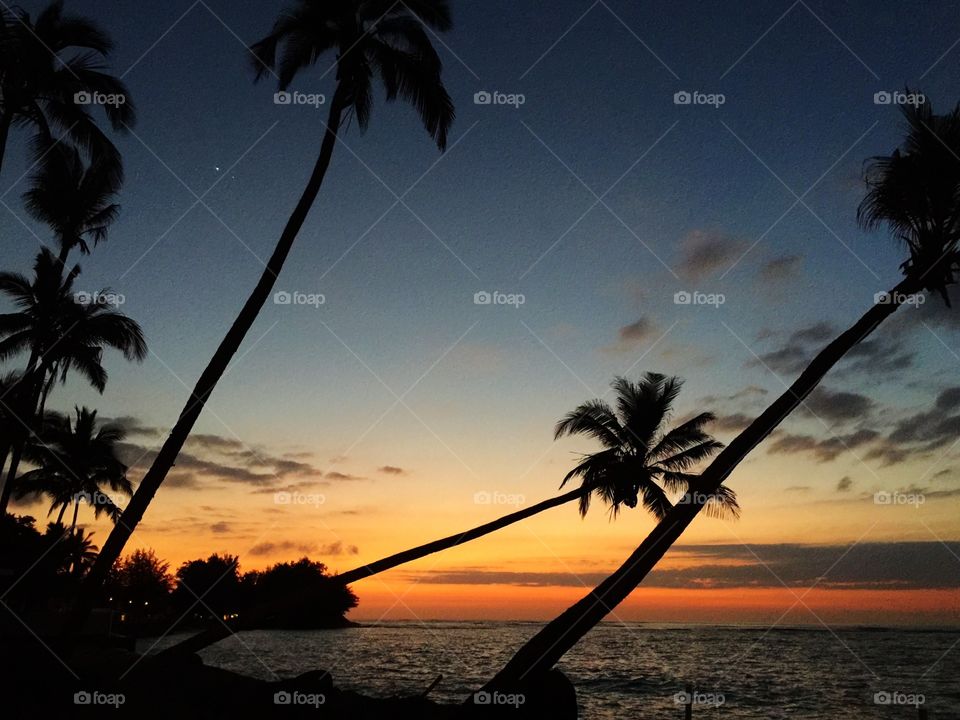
[142,623,960,718]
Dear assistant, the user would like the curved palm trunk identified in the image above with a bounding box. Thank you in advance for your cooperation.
[70,499,79,531]
[0,445,9,510]
[0,363,44,515]
[56,503,67,525]
[164,486,588,656]
[56,244,70,269]
[486,278,920,688]
[1,443,24,508]
[36,369,56,420]
[0,111,11,178]
[67,91,347,632]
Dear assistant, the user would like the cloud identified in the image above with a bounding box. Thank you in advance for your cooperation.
[841,336,915,375]
[700,385,769,407]
[863,446,915,466]
[935,387,960,411]
[804,388,874,423]
[378,466,405,475]
[325,471,362,481]
[752,322,914,377]
[766,428,880,462]
[837,475,853,492]
[249,541,359,558]
[116,424,327,489]
[712,413,753,433]
[413,542,960,590]
[866,393,960,465]
[676,230,746,282]
[602,316,659,353]
[209,522,231,534]
[249,482,321,495]
[107,416,163,438]
[318,541,359,556]
[249,540,316,556]
[757,254,803,284]
[752,322,834,374]
[792,322,834,345]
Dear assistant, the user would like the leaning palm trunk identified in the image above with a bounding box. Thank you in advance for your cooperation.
[0,111,11,178]
[0,362,45,514]
[487,277,921,688]
[164,486,588,655]
[68,90,347,628]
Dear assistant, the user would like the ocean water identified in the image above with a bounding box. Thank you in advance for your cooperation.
[142,623,960,718]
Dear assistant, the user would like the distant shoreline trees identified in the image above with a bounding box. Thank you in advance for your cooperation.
[0,517,357,636]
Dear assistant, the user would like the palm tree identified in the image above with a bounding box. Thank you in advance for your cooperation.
[63,527,99,577]
[23,142,121,267]
[15,407,129,531]
[485,98,960,689]
[554,373,736,520]
[166,373,732,656]
[0,1,135,180]
[0,249,146,514]
[78,0,456,619]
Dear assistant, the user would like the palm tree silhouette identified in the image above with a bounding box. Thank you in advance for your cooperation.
[15,407,130,531]
[487,98,960,689]
[79,0,456,619]
[555,373,736,520]
[0,249,145,514]
[0,1,135,180]
[23,143,120,267]
[167,373,732,656]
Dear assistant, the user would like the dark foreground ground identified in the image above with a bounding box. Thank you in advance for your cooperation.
[0,640,577,719]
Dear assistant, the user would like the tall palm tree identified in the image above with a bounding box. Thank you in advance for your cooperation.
[15,407,129,531]
[23,142,121,267]
[0,249,145,514]
[167,374,732,656]
[78,0,456,619]
[0,1,135,180]
[486,98,960,689]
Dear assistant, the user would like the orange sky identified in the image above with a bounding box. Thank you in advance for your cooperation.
[18,430,957,626]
